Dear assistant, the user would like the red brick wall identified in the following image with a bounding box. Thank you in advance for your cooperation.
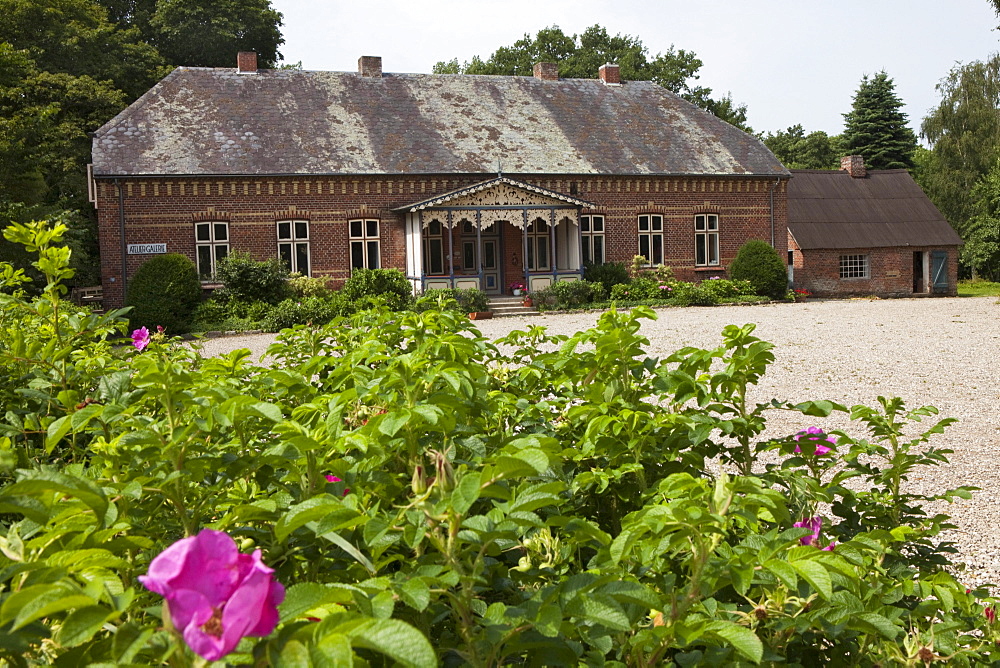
[93,174,789,307]
[790,241,960,297]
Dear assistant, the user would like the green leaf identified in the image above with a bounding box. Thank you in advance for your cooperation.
[399,578,430,612]
[314,633,354,667]
[849,612,899,640]
[53,605,112,647]
[70,404,103,430]
[350,618,437,667]
[512,448,549,474]
[763,559,797,589]
[790,559,832,600]
[111,622,155,664]
[0,472,108,529]
[704,621,763,663]
[0,583,95,631]
[567,594,630,632]
[279,583,350,623]
[249,401,284,422]
[45,416,72,452]
[450,472,481,515]
[277,639,311,667]
[275,496,343,541]
[378,410,410,437]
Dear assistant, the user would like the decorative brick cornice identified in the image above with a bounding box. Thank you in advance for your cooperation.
[191,208,230,223]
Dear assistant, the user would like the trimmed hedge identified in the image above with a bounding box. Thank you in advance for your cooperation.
[728,240,788,299]
[125,254,201,334]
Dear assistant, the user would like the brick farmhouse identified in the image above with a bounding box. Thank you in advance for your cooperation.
[787,156,962,297]
[89,53,790,308]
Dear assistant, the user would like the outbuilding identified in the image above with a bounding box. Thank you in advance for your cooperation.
[787,156,962,297]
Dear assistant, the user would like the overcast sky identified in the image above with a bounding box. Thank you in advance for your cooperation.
[270,0,999,137]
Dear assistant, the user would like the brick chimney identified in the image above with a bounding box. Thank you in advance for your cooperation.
[237,51,258,74]
[599,63,621,85]
[533,62,559,81]
[359,56,382,78]
[841,155,867,178]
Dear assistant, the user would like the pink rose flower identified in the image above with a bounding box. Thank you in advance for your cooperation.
[139,529,284,661]
[793,516,823,546]
[132,327,150,351]
[793,426,835,455]
[326,474,350,496]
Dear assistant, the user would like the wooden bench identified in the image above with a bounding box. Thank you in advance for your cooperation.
[71,286,104,311]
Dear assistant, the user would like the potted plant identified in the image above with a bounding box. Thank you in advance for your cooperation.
[509,281,525,296]
[522,293,533,308]
[465,288,491,320]
[793,288,811,302]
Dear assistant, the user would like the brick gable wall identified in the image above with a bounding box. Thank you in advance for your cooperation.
[93,173,788,308]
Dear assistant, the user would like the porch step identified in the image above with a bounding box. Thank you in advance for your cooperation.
[489,296,540,318]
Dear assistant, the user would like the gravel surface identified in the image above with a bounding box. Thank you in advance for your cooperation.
[195,297,1000,587]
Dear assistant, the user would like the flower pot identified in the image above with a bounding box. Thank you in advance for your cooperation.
[469,311,493,320]
[512,289,522,296]
[522,297,533,307]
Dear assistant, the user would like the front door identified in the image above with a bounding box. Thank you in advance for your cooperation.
[481,238,501,294]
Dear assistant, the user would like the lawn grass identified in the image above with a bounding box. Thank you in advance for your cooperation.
[958,279,1000,297]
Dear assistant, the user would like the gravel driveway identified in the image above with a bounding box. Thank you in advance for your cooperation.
[196,297,1000,587]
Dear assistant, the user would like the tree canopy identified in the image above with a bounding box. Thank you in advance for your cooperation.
[763,125,844,170]
[920,55,1000,239]
[841,71,918,171]
[0,0,284,285]
[433,25,752,132]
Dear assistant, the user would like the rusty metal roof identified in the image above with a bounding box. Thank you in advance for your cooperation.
[787,169,963,249]
[91,67,788,178]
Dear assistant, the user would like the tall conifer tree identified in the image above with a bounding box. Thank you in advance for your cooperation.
[842,71,918,170]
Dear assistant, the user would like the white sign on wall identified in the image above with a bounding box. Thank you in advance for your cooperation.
[127,243,167,255]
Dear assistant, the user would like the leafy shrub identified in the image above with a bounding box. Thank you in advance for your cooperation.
[728,240,788,298]
[533,280,606,310]
[3,220,998,666]
[341,268,413,310]
[417,288,489,313]
[288,274,331,298]
[583,261,629,294]
[125,253,201,333]
[610,276,663,301]
[262,296,344,331]
[191,298,272,332]
[697,277,755,300]
[668,282,716,306]
[214,251,292,305]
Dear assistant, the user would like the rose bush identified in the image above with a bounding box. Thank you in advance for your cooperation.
[0,220,996,666]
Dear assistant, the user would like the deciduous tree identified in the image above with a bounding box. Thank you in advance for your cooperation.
[763,124,844,169]
[921,55,1000,242]
[433,25,751,131]
[149,0,284,68]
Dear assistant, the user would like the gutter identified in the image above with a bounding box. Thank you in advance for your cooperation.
[769,179,781,247]
[116,178,127,298]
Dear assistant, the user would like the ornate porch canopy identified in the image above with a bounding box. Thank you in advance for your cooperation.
[393,176,594,229]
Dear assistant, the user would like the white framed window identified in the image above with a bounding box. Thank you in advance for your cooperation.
[526,218,550,271]
[195,221,229,280]
[277,220,310,275]
[581,215,605,265]
[840,254,869,279]
[638,214,663,265]
[350,219,380,270]
[423,218,445,275]
[695,214,719,266]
